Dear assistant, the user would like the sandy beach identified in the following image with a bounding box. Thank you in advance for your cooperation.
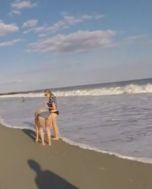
[0,125,152,189]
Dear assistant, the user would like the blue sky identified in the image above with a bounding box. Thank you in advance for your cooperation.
[0,0,152,92]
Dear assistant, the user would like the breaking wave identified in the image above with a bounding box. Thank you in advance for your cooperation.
[1,83,152,98]
[55,84,152,96]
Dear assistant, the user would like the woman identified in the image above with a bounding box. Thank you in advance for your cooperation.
[44,89,59,142]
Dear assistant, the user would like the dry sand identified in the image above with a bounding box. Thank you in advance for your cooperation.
[0,125,152,189]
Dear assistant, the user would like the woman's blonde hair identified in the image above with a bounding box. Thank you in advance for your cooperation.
[44,89,54,97]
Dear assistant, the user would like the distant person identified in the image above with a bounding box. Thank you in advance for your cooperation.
[22,97,25,102]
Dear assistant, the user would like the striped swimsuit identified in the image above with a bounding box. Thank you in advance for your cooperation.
[47,96,59,115]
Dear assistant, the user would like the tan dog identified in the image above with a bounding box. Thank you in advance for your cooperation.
[34,112,51,146]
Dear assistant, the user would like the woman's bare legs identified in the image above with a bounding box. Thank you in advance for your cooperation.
[35,126,39,142]
[39,128,45,146]
[51,113,59,140]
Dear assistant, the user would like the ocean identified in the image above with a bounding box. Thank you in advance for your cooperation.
[1,78,152,163]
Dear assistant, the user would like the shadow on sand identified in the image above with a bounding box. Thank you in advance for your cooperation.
[23,129,35,141]
[28,160,78,189]
[22,124,55,142]
[22,121,36,141]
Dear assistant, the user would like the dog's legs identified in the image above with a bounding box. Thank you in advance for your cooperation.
[35,115,45,145]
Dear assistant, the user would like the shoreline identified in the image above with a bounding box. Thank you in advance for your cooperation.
[1,123,152,165]
[0,125,152,188]
[61,137,152,165]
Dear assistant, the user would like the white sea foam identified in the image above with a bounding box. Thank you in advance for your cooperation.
[61,137,152,165]
[55,84,152,96]
[1,84,152,98]
[0,117,23,129]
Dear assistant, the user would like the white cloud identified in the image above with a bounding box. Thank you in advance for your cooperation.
[41,14,104,36]
[22,19,38,29]
[12,0,36,10]
[23,26,45,34]
[11,10,21,15]
[0,39,21,47]
[24,14,104,36]
[11,0,37,15]
[0,21,19,36]
[28,30,116,53]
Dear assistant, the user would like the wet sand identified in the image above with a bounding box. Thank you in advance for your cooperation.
[0,125,152,189]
